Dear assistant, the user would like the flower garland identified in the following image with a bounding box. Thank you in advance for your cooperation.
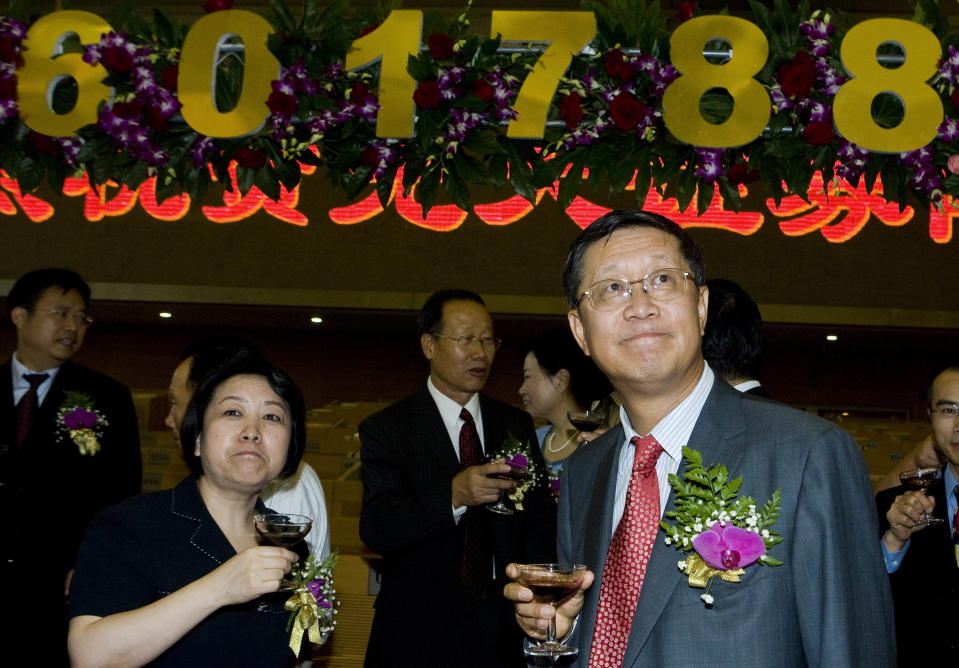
[2,0,959,214]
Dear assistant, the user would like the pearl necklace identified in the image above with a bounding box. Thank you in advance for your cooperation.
[545,429,576,453]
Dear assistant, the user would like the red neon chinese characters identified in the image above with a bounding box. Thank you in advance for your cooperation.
[767,173,913,243]
[62,176,137,221]
[201,163,308,226]
[329,166,468,231]
[138,177,192,221]
[0,172,54,222]
[926,196,955,243]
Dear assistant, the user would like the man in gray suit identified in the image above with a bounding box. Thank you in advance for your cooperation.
[506,210,895,666]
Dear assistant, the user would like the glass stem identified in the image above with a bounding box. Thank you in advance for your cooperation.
[546,604,557,645]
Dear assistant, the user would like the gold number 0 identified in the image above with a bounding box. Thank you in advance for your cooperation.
[490,11,596,139]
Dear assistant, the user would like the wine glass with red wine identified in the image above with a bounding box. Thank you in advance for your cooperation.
[567,407,608,440]
[487,460,530,515]
[254,513,313,548]
[898,468,945,526]
[516,563,587,659]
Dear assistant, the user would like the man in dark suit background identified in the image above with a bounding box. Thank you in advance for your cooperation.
[877,363,959,663]
[0,268,141,663]
[360,289,556,667]
[506,210,894,666]
[702,277,770,397]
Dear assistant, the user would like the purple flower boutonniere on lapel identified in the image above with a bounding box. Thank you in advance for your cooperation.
[660,447,783,607]
[55,391,109,456]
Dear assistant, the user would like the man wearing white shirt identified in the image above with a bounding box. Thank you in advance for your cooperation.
[359,289,555,668]
[877,364,959,662]
[506,210,894,667]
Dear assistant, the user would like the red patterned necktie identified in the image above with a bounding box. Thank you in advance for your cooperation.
[16,373,49,449]
[589,435,664,667]
[458,407,491,597]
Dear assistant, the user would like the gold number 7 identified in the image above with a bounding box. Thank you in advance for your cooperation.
[490,11,597,139]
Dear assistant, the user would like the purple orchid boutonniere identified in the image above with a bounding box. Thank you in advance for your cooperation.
[55,392,109,456]
[491,433,541,511]
[660,447,783,607]
[284,551,338,657]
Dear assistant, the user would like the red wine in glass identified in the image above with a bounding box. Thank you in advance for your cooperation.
[898,468,944,526]
[487,466,529,515]
[516,564,587,658]
[567,408,607,433]
[254,513,313,548]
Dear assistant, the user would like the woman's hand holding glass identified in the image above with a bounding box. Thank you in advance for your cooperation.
[209,545,301,607]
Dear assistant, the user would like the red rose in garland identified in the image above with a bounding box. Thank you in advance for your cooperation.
[950,87,959,111]
[27,131,60,157]
[147,106,171,132]
[413,80,442,109]
[428,33,455,60]
[610,93,647,131]
[777,50,816,98]
[101,45,134,73]
[349,82,370,104]
[559,93,584,130]
[160,64,179,92]
[802,121,834,145]
[112,100,144,119]
[234,146,267,168]
[0,35,19,63]
[676,2,697,23]
[202,0,234,13]
[0,76,16,100]
[604,48,631,83]
[359,146,379,168]
[472,79,494,102]
[726,162,759,185]
[267,90,298,117]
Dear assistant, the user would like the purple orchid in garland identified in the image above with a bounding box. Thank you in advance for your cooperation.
[661,447,783,607]
[491,433,539,511]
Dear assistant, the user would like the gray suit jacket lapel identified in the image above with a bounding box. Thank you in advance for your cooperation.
[621,378,747,666]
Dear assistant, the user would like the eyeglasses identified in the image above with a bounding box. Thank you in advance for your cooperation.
[580,268,694,311]
[30,308,94,327]
[930,403,959,419]
[433,333,502,351]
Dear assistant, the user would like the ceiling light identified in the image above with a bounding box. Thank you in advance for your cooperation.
[310,316,323,324]
[159,311,173,319]
[825,334,838,341]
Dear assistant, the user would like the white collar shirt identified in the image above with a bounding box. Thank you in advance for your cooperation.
[612,364,714,535]
[11,351,61,406]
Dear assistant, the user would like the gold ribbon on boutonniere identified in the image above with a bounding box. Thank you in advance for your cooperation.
[69,428,101,455]
[284,591,322,656]
[681,553,745,588]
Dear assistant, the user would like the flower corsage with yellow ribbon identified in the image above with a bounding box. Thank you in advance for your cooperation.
[56,391,109,456]
[660,447,783,607]
[492,432,541,511]
[283,551,338,657]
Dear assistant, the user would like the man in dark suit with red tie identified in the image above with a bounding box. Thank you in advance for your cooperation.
[359,289,556,667]
[877,364,959,663]
[0,269,141,664]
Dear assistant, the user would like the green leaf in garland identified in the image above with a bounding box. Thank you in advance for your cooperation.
[501,138,537,205]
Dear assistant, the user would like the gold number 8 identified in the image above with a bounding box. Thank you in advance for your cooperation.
[833,19,941,153]
[662,15,770,147]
